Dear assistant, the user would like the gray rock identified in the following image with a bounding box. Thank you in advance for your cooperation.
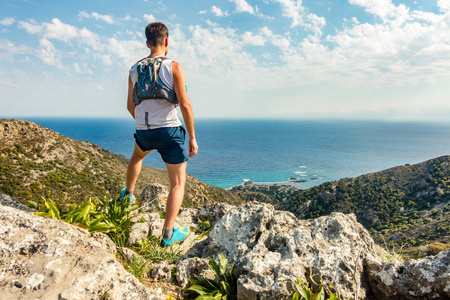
[180,203,378,299]
[199,202,234,225]
[0,194,35,212]
[176,257,215,288]
[139,183,169,212]
[117,247,141,263]
[366,250,450,299]
[129,222,150,245]
[0,204,166,300]
[151,261,172,282]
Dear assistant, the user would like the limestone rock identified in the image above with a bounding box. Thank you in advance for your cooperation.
[139,183,169,212]
[0,193,35,212]
[0,204,166,300]
[151,262,172,282]
[117,247,141,263]
[129,222,151,245]
[366,250,450,299]
[176,257,215,288]
[199,202,234,225]
[180,203,378,299]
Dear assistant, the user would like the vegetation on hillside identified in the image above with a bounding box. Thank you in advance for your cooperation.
[278,156,450,257]
[0,119,243,208]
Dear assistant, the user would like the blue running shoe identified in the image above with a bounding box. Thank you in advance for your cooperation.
[119,187,135,202]
[160,227,190,247]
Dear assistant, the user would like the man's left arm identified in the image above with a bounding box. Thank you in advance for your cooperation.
[127,75,135,119]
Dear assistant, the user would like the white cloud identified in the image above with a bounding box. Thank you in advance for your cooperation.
[229,0,255,14]
[79,11,115,24]
[211,6,229,17]
[38,38,61,66]
[437,0,450,12]
[143,14,156,23]
[73,62,93,74]
[1,17,15,26]
[242,31,266,46]
[273,0,326,34]
[199,10,207,15]
[17,20,43,34]
[97,54,112,66]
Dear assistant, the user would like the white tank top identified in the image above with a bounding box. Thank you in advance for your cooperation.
[129,56,182,130]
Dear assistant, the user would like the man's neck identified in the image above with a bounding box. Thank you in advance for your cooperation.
[150,47,166,57]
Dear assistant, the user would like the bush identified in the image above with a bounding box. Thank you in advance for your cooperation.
[187,254,235,300]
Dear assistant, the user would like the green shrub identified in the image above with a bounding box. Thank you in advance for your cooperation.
[132,236,182,263]
[32,197,138,247]
[292,279,338,300]
[195,218,212,240]
[124,256,148,280]
[187,254,235,300]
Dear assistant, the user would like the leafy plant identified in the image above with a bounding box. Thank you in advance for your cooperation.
[195,218,212,240]
[124,256,148,280]
[33,197,138,247]
[187,254,235,300]
[95,197,139,247]
[132,236,182,263]
[292,279,338,300]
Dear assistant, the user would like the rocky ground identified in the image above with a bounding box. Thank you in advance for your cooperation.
[1,187,449,300]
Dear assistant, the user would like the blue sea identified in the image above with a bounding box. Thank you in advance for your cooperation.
[26,118,450,189]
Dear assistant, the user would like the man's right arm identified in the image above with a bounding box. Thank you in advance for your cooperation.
[127,75,135,119]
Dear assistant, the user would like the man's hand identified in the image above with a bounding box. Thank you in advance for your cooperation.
[189,138,198,157]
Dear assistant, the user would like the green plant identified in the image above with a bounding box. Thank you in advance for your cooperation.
[187,254,235,300]
[33,197,138,247]
[195,218,212,240]
[125,256,148,280]
[95,197,139,247]
[132,236,182,263]
[292,279,338,300]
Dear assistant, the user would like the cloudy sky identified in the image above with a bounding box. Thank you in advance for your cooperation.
[1,0,450,121]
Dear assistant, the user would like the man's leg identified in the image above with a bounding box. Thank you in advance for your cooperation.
[126,143,152,193]
[163,162,187,230]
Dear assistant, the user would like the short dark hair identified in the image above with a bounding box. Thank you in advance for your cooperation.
[145,22,168,47]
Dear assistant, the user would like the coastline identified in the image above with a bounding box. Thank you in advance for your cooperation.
[229,180,305,191]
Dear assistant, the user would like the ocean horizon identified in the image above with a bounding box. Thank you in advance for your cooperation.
[9,117,450,190]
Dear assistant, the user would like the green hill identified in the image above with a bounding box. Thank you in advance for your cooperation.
[0,119,243,209]
[277,156,450,257]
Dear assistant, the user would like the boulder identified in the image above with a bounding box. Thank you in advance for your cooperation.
[0,194,35,213]
[366,250,450,299]
[180,203,378,299]
[139,183,169,212]
[151,262,172,282]
[0,204,166,300]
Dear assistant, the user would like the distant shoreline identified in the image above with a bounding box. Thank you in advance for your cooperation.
[229,180,305,190]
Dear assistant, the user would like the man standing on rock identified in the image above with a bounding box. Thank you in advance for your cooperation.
[123,22,198,247]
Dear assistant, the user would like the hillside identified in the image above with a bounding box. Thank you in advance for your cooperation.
[0,119,243,208]
[277,156,450,257]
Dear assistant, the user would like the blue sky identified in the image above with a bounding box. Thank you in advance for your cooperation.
[1,0,450,121]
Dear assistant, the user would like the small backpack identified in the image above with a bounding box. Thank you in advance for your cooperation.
[132,56,178,106]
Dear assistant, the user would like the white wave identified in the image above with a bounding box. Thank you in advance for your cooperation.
[294,171,306,174]
[298,165,307,168]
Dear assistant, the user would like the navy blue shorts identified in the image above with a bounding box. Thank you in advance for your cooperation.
[134,126,188,165]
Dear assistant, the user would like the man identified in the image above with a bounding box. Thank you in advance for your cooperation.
[123,22,198,247]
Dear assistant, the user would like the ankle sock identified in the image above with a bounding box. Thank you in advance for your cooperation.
[124,190,133,200]
[162,228,174,241]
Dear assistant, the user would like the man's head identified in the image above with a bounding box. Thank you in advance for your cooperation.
[145,22,168,50]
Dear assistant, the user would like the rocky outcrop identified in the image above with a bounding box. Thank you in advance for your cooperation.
[177,202,450,300]
[180,203,375,299]
[366,250,450,299]
[0,204,165,300]
[0,193,35,212]
[139,183,169,212]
